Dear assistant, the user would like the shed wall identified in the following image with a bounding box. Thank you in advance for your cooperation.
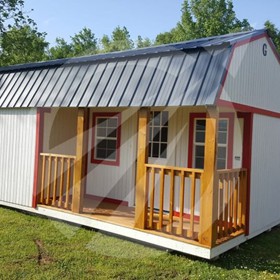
[249,114,280,235]
[220,37,280,113]
[0,109,37,207]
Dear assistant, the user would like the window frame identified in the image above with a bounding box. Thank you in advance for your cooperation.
[148,111,169,159]
[188,112,234,169]
[91,112,121,166]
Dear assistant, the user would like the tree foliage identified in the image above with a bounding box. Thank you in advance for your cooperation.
[156,0,252,44]
[0,0,35,32]
[48,27,98,59]
[0,25,48,66]
[100,26,134,52]
[264,20,280,53]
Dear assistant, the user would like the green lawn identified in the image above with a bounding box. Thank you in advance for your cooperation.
[0,206,279,280]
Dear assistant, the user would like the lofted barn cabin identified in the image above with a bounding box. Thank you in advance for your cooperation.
[0,29,280,259]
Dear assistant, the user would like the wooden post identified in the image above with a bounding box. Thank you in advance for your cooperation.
[134,108,150,229]
[72,108,87,213]
[199,107,218,247]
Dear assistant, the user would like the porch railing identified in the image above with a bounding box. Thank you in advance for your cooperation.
[145,164,203,240]
[216,168,247,241]
[39,153,76,209]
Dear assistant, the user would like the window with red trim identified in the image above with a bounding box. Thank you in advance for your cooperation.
[189,113,234,169]
[91,113,121,166]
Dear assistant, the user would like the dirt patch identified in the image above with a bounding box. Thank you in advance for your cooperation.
[34,239,53,265]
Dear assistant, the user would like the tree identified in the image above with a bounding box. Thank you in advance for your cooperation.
[136,36,152,48]
[100,26,134,52]
[156,0,252,44]
[48,27,98,59]
[0,0,35,33]
[0,25,48,66]
[264,20,280,53]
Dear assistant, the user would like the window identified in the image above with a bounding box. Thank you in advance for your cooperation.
[91,113,121,166]
[189,113,233,170]
[149,111,168,158]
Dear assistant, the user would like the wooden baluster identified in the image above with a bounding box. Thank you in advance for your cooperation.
[52,157,58,206]
[65,158,71,209]
[148,167,155,229]
[178,170,185,236]
[188,172,196,239]
[241,170,247,230]
[40,155,46,204]
[224,174,229,236]
[58,158,64,208]
[228,173,233,234]
[158,168,165,230]
[46,156,52,205]
[233,173,239,230]
[218,174,224,238]
[168,169,175,234]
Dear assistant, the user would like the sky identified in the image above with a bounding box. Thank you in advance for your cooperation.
[24,0,280,46]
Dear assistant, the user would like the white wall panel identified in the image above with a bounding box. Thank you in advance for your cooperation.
[249,114,280,235]
[0,109,37,207]
[220,37,280,112]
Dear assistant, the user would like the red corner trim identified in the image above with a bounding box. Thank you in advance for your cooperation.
[91,112,121,166]
[188,112,234,169]
[237,112,253,236]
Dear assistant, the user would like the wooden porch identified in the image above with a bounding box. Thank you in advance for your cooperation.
[36,107,248,250]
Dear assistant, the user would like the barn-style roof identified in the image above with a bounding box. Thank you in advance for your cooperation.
[0,29,266,108]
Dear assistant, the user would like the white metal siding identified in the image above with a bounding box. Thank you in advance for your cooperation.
[0,109,37,207]
[249,114,280,235]
[220,37,280,112]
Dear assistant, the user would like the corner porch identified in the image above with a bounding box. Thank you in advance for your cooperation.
[35,106,249,257]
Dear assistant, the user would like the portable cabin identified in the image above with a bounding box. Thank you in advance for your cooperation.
[0,29,279,259]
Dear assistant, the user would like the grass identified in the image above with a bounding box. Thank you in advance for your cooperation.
[0,206,279,280]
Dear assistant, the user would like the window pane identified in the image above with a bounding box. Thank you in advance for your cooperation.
[160,143,167,158]
[97,139,106,149]
[162,111,168,126]
[152,143,159,158]
[195,145,204,157]
[219,120,228,132]
[153,112,160,125]
[153,127,160,142]
[106,149,116,160]
[195,131,205,143]
[196,120,206,131]
[218,146,227,159]
[195,157,204,169]
[217,159,226,169]
[97,118,107,127]
[97,127,107,137]
[108,118,117,128]
[107,127,117,138]
[149,127,153,141]
[161,127,168,142]
[107,140,117,149]
[96,148,106,159]
[218,131,227,144]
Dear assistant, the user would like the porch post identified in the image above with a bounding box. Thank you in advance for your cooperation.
[134,107,150,229]
[199,106,218,247]
[72,108,87,213]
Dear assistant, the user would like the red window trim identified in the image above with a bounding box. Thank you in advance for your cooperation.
[188,112,234,169]
[91,112,121,166]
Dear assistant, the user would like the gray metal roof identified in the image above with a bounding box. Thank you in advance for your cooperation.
[0,29,266,108]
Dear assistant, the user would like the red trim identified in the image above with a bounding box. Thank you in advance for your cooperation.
[188,112,234,169]
[237,112,253,236]
[172,211,200,222]
[217,100,280,119]
[91,112,121,166]
[85,194,128,207]
[32,109,45,208]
